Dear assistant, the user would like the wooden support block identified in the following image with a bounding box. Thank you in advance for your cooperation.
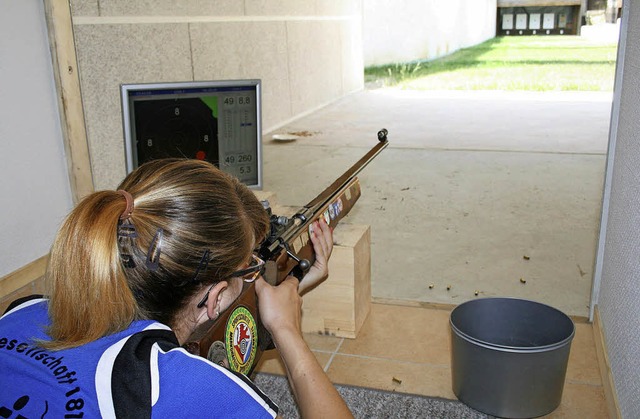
[301,223,371,339]
[250,192,372,339]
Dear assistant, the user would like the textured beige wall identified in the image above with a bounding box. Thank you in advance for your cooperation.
[70,0,364,190]
[363,0,497,66]
[596,0,640,416]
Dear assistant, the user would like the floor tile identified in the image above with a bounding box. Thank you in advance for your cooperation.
[253,348,332,376]
[339,303,452,365]
[326,354,456,400]
[302,332,343,352]
[543,382,608,418]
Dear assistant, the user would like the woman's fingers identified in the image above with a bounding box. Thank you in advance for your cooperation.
[255,276,302,334]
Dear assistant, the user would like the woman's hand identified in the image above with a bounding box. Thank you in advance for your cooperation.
[255,220,352,418]
[254,218,333,341]
[298,218,333,295]
[255,275,302,339]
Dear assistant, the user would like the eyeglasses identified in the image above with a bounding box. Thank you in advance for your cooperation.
[196,254,265,308]
[227,254,266,283]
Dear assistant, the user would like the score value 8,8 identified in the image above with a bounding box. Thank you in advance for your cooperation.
[223,96,251,106]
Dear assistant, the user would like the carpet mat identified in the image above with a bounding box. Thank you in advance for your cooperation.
[253,373,493,418]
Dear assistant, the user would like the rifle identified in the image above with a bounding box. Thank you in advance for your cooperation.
[183,129,389,375]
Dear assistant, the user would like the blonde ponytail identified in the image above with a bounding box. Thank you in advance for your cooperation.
[45,191,138,350]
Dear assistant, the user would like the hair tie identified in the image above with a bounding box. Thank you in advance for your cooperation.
[116,189,134,220]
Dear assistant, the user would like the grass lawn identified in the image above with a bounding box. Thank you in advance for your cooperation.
[365,36,618,91]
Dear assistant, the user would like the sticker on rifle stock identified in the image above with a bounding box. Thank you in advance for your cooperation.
[328,204,336,220]
[225,306,258,374]
[323,210,331,225]
[331,199,342,218]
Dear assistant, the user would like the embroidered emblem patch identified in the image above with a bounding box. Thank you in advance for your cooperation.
[225,306,258,374]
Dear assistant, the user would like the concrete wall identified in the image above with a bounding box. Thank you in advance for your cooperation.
[595,0,640,416]
[0,0,73,277]
[69,0,364,190]
[362,0,497,67]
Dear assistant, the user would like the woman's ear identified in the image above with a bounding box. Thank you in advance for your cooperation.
[203,281,228,320]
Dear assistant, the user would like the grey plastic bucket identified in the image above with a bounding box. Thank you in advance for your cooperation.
[450,297,575,418]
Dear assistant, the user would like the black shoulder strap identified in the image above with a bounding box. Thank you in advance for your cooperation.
[111,329,179,418]
[3,294,44,315]
[110,328,278,417]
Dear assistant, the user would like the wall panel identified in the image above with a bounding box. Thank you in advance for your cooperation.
[70,2,363,190]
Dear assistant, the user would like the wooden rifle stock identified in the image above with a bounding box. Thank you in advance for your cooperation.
[183,129,389,375]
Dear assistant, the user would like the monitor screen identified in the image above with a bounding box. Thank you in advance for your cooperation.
[121,79,262,188]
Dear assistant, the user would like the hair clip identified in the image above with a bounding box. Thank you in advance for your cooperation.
[145,228,163,271]
[192,250,212,283]
[117,220,138,239]
[120,253,137,269]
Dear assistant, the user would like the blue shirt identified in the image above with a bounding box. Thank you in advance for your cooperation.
[0,296,278,418]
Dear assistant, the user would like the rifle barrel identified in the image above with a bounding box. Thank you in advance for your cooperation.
[303,131,388,213]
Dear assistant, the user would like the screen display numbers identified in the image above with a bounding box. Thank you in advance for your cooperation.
[122,80,262,189]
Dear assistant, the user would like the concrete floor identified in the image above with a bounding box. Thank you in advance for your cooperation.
[261,89,612,318]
